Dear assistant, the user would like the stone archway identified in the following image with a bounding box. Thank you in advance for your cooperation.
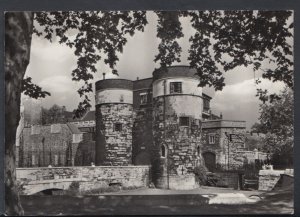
[202,152,216,172]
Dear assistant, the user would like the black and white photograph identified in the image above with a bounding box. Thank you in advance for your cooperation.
[4,10,294,215]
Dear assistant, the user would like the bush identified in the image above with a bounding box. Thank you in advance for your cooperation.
[65,181,80,195]
[194,164,208,185]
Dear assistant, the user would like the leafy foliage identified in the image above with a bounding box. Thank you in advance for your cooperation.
[187,11,293,91]
[41,104,69,124]
[22,77,50,99]
[33,11,148,118]
[251,87,293,167]
[154,11,184,68]
[23,11,293,117]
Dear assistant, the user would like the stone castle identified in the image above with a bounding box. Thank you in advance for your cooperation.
[19,65,267,190]
[94,66,265,189]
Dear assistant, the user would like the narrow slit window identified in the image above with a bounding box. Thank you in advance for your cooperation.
[209,134,215,144]
[120,94,124,102]
[161,145,166,158]
[114,123,122,132]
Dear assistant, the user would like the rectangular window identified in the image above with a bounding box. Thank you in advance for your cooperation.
[203,99,210,111]
[179,117,190,127]
[170,82,182,94]
[54,155,58,165]
[140,93,148,105]
[209,134,215,144]
[114,123,122,132]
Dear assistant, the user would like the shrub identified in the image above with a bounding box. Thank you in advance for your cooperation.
[194,164,208,185]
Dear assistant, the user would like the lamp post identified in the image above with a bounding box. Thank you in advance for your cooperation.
[225,132,231,170]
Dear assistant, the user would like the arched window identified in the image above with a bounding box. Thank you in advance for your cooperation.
[197,146,200,156]
[161,145,166,158]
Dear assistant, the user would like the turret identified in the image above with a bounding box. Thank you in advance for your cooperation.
[95,79,133,166]
[151,66,203,189]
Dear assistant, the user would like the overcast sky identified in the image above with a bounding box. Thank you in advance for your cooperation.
[24,11,289,129]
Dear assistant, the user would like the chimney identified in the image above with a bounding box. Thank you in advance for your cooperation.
[136,77,139,80]
[103,73,106,80]
[220,112,223,119]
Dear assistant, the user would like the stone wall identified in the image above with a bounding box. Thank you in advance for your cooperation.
[259,169,294,191]
[155,174,199,190]
[258,169,285,191]
[95,104,133,166]
[17,166,150,195]
[214,171,240,189]
[152,96,202,188]
[201,122,247,170]
[237,150,268,164]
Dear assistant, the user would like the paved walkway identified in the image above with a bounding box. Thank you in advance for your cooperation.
[100,186,264,197]
[21,186,294,215]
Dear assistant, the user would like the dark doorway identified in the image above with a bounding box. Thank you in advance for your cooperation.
[202,152,216,172]
[134,151,151,165]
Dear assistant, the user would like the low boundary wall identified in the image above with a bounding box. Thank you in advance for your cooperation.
[17,166,150,195]
[258,169,294,191]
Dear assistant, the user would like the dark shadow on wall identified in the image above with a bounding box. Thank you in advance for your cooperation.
[134,151,151,165]
[95,106,106,165]
[74,140,95,166]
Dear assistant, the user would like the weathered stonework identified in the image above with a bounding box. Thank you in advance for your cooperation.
[93,66,263,189]
[201,120,247,170]
[96,104,133,166]
[16,166,150,195]
[152,95,202,189]
[258,169,285,191]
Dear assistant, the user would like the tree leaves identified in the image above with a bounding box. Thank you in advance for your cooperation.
[188,11,293,91]
[33,11,147,117]
[154,11,184,68]
[252,87,293,167]
[22,77,50,99]
[29,11,293,117]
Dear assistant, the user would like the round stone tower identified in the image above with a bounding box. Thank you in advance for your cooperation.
[95,79,133,166]
[152,66,203,189]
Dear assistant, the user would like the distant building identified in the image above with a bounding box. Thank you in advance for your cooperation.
[70,109,95,139]
[19,123,84,167]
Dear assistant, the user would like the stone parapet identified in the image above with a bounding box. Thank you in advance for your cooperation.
[258,169,285,191]
[202,120,246,129]
[17,166,150,195]
[155,174,199,190]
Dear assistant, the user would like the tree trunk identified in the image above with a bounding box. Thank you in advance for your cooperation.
[5,12,34,215]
